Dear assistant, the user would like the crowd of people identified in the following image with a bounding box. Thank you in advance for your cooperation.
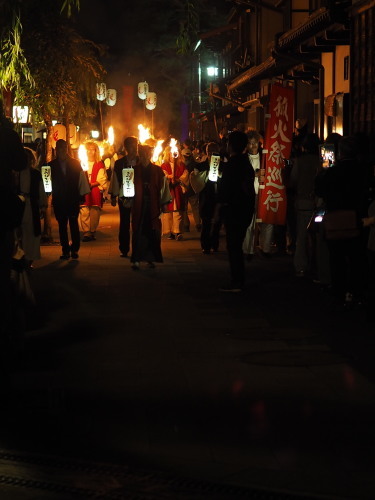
[2,116,375,357]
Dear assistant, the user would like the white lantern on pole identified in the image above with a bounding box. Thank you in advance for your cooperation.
[41,166,52,193]
[138,81,149,100]
[106,89,117,106]
[68,123,77,145]
[145,92,157,110]
[208,154,220,182]
[96,82,107,101]
[122,168,135,197]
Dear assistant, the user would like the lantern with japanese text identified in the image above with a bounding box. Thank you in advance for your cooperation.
[96,82,107,101]
[51,124,66,149]
[41,166,52,193]
[68,124,77,146]
[138,81,149,100]
[208,154,220,182]
[145,92,157,110]
[106,89,117,106]
[122,168,135,197]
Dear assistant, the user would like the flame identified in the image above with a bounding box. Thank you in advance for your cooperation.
[138,124,151,145]
[78,144,88,171]
[152,139,164,163]
[108,126,114,146]
[169,137,179,158]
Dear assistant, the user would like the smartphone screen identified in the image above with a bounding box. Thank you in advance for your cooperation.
[320,144,335,168]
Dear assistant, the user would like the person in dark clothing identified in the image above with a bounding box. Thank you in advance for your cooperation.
[217,131,255,292]
[49,139,90,260]
[315,136,369,307]
[109,136,139,257]
[190,142,223,254]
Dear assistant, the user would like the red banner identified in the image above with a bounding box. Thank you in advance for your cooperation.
[257,84,294,225]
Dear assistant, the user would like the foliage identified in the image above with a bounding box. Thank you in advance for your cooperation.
[176,1,200,55]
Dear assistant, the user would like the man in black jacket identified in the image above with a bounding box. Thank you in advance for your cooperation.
[218,131,255,292]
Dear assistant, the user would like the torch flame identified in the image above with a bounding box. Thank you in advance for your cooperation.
[169,137,179,158]
[152,139,164,164]
[78,144,88,171]
[138,124,151,145]
[108,126,114,146]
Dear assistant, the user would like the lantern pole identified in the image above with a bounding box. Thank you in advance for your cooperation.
[98,100,105,140]
[151,110,154,137]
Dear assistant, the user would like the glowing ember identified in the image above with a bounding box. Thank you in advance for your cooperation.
[108,126,115,146]
[138,124,151,145]
[78,144,88,171]
[152,139,164,163]
[169,137,179,158]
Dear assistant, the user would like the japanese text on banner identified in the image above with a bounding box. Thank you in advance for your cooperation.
[257,84,294,225]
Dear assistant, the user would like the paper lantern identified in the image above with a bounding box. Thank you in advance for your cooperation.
[12,106,29,124]
[41,166,52,193]
[122,168,135,197]
[138,81,149,100]
[106,89,117,106]
[208,154,220,182]
[51,124,66,148]
[96,82,107,101]
[68,123,77,145]
[145,92,157,110]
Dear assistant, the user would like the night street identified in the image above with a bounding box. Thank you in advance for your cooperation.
[1,205,375,499]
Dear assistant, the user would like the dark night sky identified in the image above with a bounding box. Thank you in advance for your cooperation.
[75,0,231,139]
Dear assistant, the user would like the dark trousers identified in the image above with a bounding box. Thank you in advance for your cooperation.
[57,215,80,255]
[201,216,222,252]
[327,237,365,301]
[224,221,248,287]
[118,203,131,256]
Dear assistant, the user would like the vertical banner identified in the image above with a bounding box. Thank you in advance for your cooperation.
[123,85,134,132]
[257,84,294,225]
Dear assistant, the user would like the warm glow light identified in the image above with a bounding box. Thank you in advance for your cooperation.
[169,138,179,158]
[91,130,100,139]
[108,126,115,146]
[99,145,104,158]
[138,124,151,145]
[152,139,164,163]
[78,144,88,171]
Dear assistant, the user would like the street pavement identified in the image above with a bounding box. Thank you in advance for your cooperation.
[1,203,375,499]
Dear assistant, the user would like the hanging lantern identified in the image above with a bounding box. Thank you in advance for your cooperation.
[122,167,135,197]
[106,89,117,106]
[41,166,52,193]
[208,154,220,182]
[68,123,77,145]
[138,81,149,100]
[145,92,157,110]
[51,124,66,148]
[96,82,107,101]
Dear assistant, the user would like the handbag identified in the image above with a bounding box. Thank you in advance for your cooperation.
[323,210,360,240]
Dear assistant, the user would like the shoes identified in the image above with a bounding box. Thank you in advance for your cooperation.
[219,284,243,293]
[202,249,211,254]
[175,233,183,241]
[167,234,175,240]
[82,235,93,242]
[120,253,129,258]
[71,252,79,259]
[295,270,306,278]
[59,253,70,260]
[147,262,155,268]
[131,262,140,271]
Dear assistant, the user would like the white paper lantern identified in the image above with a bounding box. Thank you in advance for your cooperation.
[106,89,117,106]
[122,168,135,197]
[41,166,52,193]
[96,82,107,101]
[68,123,77,145]
[208,154,220,182]
[51,124,66,148]
[138,81,149,100]
[145,92,157,110]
